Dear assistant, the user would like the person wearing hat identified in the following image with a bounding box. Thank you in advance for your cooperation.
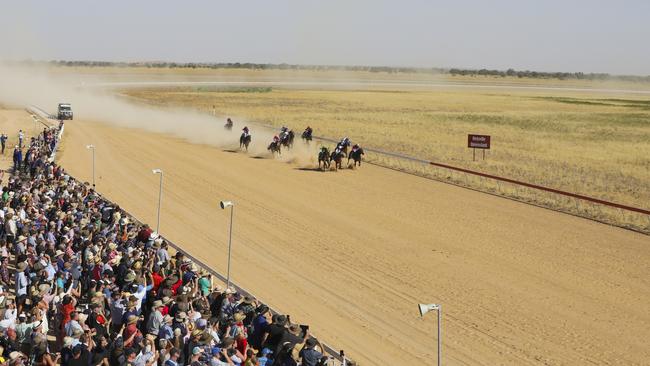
[197,269,211,297]
[158,314,174,341]
[237,295,257,328]
[299,337,324,366]
[164,347,181,366]
[261,314,288,357]
[14,262,29,315]
[248,305,270,350]
[123,315,141,348]
[146,299,164,339]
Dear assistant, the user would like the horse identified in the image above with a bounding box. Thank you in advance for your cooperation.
[330,149,345,171]
[301,129,313,143]
[335,140,350,157]
[280,130,295,149]
[267,141,281,156]
[348,147,365,167]
[239,133,251,151]
[224,118,233,131]
[318,148,330,170]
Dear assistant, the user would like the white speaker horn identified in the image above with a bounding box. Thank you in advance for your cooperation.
[220,200,234,209]
[418,303,440,317]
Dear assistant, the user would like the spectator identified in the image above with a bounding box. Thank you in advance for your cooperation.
[0,133,7,154]
[0,122,331,366]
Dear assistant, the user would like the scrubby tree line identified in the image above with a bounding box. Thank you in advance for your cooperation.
[6,59,650,82]
[447,68,650,82]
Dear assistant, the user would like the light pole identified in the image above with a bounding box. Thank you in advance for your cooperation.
[419,303,442,366]
[85,145,95,188]
[220,200,234,289]
[152,169,163,234]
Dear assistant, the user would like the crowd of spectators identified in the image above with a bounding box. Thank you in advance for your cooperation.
[0,122,336,366]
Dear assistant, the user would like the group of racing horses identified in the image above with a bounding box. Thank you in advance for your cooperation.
[224,118,364,170]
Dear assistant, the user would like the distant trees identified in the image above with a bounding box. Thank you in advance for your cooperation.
[448,67,628,81]
[8,60,646,82]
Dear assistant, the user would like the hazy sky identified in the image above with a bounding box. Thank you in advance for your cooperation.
[1,0,649,75]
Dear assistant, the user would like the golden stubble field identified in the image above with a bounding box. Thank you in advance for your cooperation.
[123,84,650,231]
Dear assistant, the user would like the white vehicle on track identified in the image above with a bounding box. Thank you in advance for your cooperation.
[57,103,73,120]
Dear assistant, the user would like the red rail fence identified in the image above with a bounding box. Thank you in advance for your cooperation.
[311,134,650,231]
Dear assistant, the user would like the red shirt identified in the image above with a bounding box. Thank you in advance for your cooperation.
[236,335,248,356]
[123,323,138,347]
[152,272,163,291]
[92,265,102,281]
[61,303,74,327]
[137,228,152,243]
[170,279,183,296]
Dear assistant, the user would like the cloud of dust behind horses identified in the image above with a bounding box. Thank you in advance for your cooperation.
[0,63,319,164]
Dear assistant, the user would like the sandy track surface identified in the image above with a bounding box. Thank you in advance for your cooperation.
[55,117,649,365]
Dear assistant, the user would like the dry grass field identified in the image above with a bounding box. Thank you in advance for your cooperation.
[123,84,650,231]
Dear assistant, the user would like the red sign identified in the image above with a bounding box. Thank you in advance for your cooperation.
[468,134,491,149]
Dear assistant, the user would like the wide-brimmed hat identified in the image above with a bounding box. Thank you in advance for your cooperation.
[152,300,163,308]
[16,262,27,272]
[108,242,117,250]
[109,256,121,266]
[163,314,173,323]
[124,271,136,283]
[38,284,51,295]
[191,329,204,338]
[175,311,187,321]
[224,287,236,295]
[200,332,213,343]
[212,285,223,293]
[242,295,255,304]
[162,296,172,305]
[55,250,65,258]
[17,235,27,243]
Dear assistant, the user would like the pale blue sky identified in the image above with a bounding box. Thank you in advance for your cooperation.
[1,0,649,75]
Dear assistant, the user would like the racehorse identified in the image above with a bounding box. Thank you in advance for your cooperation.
[301,129,313,143]
[240,133,251,151]
[224,118,233,131]
[348,147,365,167]
[268,141,281,156]
[330,149,345,170]
[280,130,295,149]
[318,148,330,169]
[335,140,350,157]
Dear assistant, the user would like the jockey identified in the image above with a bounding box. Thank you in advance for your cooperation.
[272,135,280,144]
[305,126,313,135]
[242,126,250,137]
[280,126,288,134]
[320,146,328,153]
[226,118,233,126]
[352,143,360,152]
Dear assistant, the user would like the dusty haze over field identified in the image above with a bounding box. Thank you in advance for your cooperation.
[0,63,316,161]
[1,1,650,74]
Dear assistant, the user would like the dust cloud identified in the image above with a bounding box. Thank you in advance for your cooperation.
[0,63,321,166]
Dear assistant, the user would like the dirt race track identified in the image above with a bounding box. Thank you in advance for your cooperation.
[54,117,649,365]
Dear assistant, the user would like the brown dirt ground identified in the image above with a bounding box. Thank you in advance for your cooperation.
[49,115,650,365]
